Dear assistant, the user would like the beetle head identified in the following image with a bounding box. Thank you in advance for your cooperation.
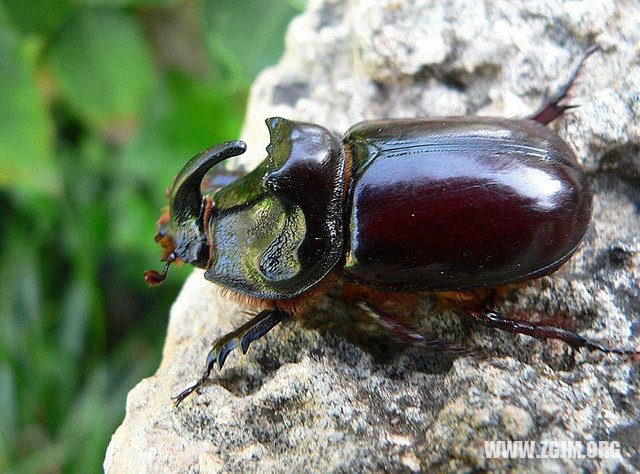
[146,118,347,297]
[145,141,247,285]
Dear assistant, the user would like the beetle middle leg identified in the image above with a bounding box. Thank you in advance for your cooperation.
[173,307,291,406]
[529,45,599,125]
[469,310,640,358]
[359,303,471,355]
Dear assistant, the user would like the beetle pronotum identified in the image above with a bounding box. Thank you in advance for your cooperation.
[146,46,639,406]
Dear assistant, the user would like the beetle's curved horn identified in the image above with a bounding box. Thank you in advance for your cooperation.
[145,141,247,286]
[170,140,247,224]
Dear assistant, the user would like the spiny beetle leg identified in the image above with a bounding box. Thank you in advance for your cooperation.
[470,310,640,358]
[530,45,600,125]
[359,303,471,355]
[172,349,218,406]
[172,308,291,406]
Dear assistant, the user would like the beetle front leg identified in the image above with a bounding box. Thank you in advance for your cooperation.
[529,45,599,125]
[173,307,291,406]
[470,310,640,358]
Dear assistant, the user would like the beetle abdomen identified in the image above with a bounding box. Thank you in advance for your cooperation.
[342,117,592,291]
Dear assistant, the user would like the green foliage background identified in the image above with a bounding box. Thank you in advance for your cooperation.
[0,0,303,471]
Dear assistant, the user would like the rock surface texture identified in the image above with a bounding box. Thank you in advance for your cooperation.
[105,0,640,471]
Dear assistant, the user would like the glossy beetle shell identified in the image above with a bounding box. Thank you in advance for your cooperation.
[342,117,592,291]
[204,118,346,300]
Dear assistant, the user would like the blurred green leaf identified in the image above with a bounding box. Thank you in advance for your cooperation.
[17,246,43,329]
[0,225,21,357]
[118,73,244,188]
[49,8,156,132]
[60,279,91,358]
[287,0,308,10]
[202,0,301,85]
[0,362,17,467]
[0,221,43,357]
[62,367,108,474]
[110,184,160,257]
[2,0,74,34]
[0,7,59,195]
[81,0,176,7]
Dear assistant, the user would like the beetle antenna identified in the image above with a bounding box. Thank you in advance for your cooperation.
[144,253,175,286]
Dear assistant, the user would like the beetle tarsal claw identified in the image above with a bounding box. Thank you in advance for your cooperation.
[172,308,291,406]
[212,334,239,370]
[529,44,600,125]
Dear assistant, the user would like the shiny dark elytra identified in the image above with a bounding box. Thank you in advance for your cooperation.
[343,117,591,291]
[145,45,639,407]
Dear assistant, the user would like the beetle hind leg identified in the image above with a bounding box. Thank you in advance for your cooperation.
[529,45,600,125]
[172,308,291,406]
[470,310,640,358]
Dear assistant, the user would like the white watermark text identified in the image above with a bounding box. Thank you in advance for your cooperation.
[484,440,621,459]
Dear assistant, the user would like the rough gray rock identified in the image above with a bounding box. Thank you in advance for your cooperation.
[105,0,640,471]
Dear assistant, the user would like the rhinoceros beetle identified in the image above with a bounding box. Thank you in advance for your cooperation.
[145,46,639,406]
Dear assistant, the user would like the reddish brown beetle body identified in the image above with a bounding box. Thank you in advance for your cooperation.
[343,117,592,291]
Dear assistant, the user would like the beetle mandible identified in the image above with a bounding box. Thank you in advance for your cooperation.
[145,46,639,406]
